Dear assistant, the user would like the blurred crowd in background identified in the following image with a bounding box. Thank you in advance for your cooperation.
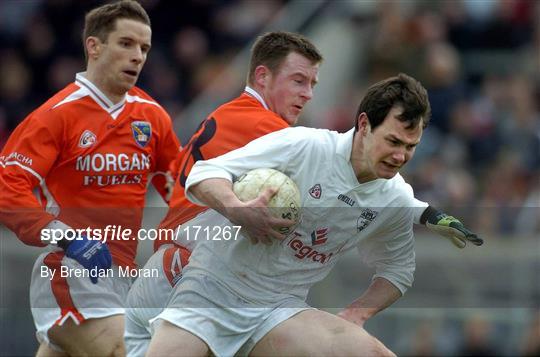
[0,0,538,356]
[1,0,538,237]
[320,0,540,238]
[0,0,281,141]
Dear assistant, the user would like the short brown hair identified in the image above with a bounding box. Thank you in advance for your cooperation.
[247,31,323,85]
[82,0,150,60]
[355,73,431,131]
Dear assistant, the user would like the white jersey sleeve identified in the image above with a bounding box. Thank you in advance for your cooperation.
[357,207,415,295]
[185,127,311,205]
[411,197,429,224]
[357,176,417,295]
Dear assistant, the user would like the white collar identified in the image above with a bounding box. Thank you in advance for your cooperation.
[75,72,126,115]
[336,128,355,159]
[244,86,269,110]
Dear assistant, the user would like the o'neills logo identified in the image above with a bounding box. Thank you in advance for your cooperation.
[288,233,333,264]
[309,184,322,199]
[79,130,97,148]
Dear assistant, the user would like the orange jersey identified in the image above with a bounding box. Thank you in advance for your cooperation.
[156,90,289,250]
[0,73,180,267]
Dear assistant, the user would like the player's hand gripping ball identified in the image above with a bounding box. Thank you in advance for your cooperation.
[233,168,301,235]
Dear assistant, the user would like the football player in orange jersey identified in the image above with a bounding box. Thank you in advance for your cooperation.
[0,1,180,356]
[158,32,322,242]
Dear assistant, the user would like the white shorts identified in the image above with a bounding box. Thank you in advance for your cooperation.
[125,245,189,357]
[30,250,131,351]
[124,310,155,357]
[152,273,312,356]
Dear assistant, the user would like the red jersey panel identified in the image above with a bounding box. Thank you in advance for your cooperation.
[156,92,288,250]
[0,73,180,267]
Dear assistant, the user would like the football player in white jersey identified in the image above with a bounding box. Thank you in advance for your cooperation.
[146,73,482,356]
[125,32,480,357]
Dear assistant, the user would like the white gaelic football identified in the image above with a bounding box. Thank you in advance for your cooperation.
[233,168,301,234]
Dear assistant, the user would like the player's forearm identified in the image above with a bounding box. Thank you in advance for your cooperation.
[0,208,54,247]
[337,278,401,326]
[0,176,55,246]
[188,178,242,218]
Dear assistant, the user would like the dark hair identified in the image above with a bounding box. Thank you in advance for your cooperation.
[82,0,150,61]
[355,73,431,131]
[247,31,323,85]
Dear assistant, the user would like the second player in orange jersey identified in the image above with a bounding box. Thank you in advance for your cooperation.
[0,2,180,355]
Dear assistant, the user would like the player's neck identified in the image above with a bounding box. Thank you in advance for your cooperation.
[351,133,376,184]
[351,160,376,184]
[84,69,125,105]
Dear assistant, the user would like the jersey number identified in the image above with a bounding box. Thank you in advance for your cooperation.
[179,118,217,187]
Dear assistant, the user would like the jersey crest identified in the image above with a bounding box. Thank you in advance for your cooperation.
[131,121,152,147]
[357,208,378,232]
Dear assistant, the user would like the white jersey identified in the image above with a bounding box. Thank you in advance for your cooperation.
[183,127,417,304]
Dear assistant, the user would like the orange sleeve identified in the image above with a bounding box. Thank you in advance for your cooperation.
[168,149,184,177]
[0,113,61,246]
[151,109,182,202]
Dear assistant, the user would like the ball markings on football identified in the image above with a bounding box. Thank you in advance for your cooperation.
[233,168,301,234]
